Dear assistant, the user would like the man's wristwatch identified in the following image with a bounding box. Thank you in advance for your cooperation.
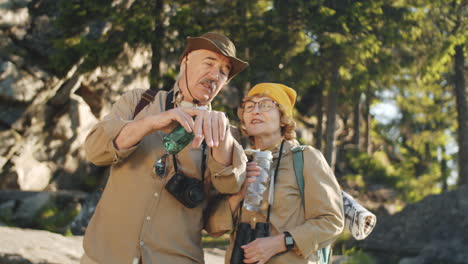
[284,231,295,251]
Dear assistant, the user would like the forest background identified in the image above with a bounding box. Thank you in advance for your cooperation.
[0,0,466,263]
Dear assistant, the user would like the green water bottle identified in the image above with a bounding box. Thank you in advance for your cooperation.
[163,125,194,154]
[163,105,207,155]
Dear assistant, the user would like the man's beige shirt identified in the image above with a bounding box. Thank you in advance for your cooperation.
[216,140,344,264]
[81,89,246,264]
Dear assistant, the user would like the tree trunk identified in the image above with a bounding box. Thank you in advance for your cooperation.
[454,44,468,185]
[241,47,250,100]
[315,85,324,150]
[352,91,361,150]
[149,0,165,90]
[364,88,372,154]
[440,146,448,192]
[325,69,339,169]
[236,0,250,104]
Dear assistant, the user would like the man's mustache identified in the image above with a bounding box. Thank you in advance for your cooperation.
[199,79,217,91]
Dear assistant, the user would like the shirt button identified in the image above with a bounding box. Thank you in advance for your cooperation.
[146,216,151,221]
[154,192,159,197]
[140,241,144,246]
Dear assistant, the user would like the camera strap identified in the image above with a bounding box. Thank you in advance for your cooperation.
[266,139,285,224]
[171,143,206,182]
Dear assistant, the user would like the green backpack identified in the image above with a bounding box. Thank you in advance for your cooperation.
[291,146,332,264]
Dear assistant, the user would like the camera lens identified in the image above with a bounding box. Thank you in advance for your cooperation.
[186,184,205,205]
[165,173,205,208]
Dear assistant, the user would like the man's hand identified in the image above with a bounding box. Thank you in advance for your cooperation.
[228,162,260,212]
[114,107,231,151]
[148,107,197,134]
[241,234,287,264]
[150,107,229,148]
[190,109,229,148]
[113,107,197,150]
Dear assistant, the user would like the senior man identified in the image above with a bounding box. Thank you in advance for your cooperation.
[81,32,249,264]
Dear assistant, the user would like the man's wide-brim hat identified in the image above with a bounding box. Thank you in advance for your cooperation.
[179,32,249,80]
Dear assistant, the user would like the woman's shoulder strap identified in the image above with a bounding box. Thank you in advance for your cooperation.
[291,145,307,199]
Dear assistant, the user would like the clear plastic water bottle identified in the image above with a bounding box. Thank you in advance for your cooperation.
[243,149,273,212]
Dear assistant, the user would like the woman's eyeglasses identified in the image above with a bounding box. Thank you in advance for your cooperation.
[243,99,279,113]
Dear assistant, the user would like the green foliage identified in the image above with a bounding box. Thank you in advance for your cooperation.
[334,232,376,263]
[344,174,366,189]
[340,247,376,264]
[84,173,100,189]
[36,202,81,234]
[296,137,308,146]
[0,204,14,226]
[55,0,113,33]
[346,149,397,188]
[48,38,82,76]
[78,38,124,72]
[40,0,464,204]
[49,36,124,75]
[48,0,160,76]
[395,170,442,203]
[333,231,353,249]
[344,146,444,203]
[201,233,230,249]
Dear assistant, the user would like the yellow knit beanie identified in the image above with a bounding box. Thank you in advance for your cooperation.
[247,83,296,116]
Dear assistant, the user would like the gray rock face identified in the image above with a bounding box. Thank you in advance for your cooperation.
[0,0,151,191]
[0,60,45,102]
[356,186,468,264]
[0,0,31,28]
[0,226,226,264]
[69,191,102,235]
[13,192,51,225]
[0,190,87,229]
[0,227,84,264]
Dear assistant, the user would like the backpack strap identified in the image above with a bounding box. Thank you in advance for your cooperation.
[291,145,332,264]
[133,89,175,119]
[133,89,158,119]
[292,146,306,198]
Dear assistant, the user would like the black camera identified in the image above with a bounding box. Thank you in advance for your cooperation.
[165,172,205,208]
[230,222,270,264]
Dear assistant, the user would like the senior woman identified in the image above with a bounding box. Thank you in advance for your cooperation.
[225,83,344,264]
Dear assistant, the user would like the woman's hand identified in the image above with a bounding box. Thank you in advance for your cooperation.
[241,234,287,264]
[227,162,261,213]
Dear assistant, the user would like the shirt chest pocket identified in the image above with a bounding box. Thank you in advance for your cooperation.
[272,179,301,212]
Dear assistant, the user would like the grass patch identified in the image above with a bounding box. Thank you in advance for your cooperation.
[202,232,230,249]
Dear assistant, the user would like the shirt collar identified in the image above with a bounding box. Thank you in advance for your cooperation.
[172,82,211,110]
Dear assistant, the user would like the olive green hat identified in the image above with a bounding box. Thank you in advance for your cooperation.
[179,32,249,80]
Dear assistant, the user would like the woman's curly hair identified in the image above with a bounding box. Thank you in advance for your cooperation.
[237,94,296,142]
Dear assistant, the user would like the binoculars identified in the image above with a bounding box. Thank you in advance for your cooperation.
[230,222,270,264]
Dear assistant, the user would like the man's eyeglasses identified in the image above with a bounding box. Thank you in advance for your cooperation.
[242,99,279,113]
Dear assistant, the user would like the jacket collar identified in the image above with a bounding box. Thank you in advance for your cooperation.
[268,139,300,159]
